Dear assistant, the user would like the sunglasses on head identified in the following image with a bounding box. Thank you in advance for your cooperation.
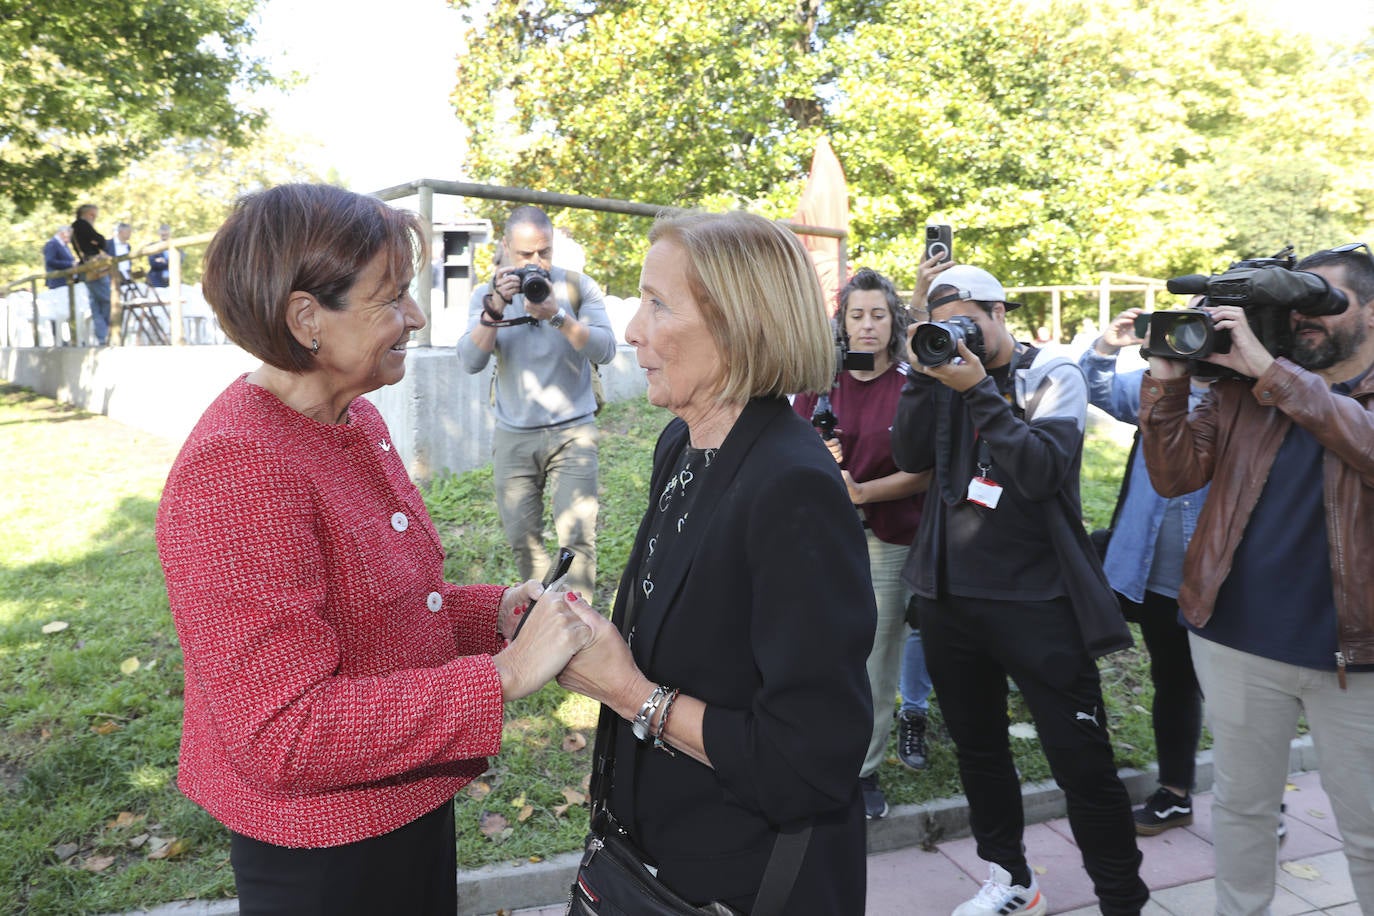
[1328,241,1371,256]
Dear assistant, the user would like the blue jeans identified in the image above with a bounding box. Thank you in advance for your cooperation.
[899,627,933,715]
[85,276,111,345]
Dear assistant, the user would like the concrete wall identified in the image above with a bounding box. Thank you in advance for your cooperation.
[1,344,647,482]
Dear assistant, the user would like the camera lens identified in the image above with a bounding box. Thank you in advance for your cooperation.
[913,324,959,367]
[522,273,552,303]
[1165,316,1211,357]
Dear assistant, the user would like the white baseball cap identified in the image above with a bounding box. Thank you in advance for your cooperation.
[927,265,1022,311]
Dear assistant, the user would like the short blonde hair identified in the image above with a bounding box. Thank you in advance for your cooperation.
[649,211,835,401]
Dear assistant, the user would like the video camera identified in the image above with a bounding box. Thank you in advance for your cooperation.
[810,330,875,440]
[1137,247,1348,378]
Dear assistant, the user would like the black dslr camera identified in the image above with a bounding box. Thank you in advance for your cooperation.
[1137,247,1348,378]
[810,328,876,440]
[511,265,553,303]
[911,315,986,368]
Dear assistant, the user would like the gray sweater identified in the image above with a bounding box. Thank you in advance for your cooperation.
[456,267,617,431]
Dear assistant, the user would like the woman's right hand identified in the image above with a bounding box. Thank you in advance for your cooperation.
[491,590,593,701]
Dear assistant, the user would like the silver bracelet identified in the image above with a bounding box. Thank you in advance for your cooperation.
[630,685,670,742]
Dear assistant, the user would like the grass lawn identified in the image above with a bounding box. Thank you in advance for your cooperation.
[0,382,1155,915]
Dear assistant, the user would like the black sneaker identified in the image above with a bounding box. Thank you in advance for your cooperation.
[1134,786,1193,836]
[859,772,888,819]
[1277,802,1288,844]
[897,710,929,771]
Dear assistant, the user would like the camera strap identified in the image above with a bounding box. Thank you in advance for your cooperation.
[479,313,539,328]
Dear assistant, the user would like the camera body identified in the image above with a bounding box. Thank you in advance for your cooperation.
[912,314,986,367]
[511,265,553,304]
[1138,248,1348,376]
[925,224,953,263]
[810,393,838,440]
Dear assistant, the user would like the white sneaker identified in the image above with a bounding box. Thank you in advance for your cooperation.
[952,863,1047,916]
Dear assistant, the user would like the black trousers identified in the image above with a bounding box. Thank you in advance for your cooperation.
[229,800,457,916]
[1120,589,1203,793]
[918,594,1148,916]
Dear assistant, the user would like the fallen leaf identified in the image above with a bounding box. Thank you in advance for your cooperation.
[91,721,121,736]
[509,794,526,808]
[517,805,534,822]
[561,787,586,806]
[148,838,190,860]
[144,659,158,671]
[552,804,570,818]
[467,780,491,800]
[581,773,591,792]
[562,731,588,752]
[53,843,80,862]
[1285,782,1298,791]
[528,855,543,863]
[479,812,509,838]
[1307,809,1327,819]
[1032,865,1047,875]
[128,834,150,849]
[40,728,51,740]
[120,657,140,675]
[107,812,142,829]
[145,836,172,856]
[1281,861,1321,881]
[80,855,116,873]
[1007,722,1038,740]
[41,621,69,634]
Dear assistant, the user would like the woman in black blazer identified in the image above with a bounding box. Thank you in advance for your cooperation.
[558,211,876,913]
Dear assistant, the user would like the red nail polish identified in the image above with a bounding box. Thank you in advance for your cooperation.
[566,591,580,603]
[514,605,525,615]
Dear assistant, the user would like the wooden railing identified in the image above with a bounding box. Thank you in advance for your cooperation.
[2,232,213,347]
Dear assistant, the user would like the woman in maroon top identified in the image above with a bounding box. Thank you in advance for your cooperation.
[793,267,931,819]
[157,185,596,915]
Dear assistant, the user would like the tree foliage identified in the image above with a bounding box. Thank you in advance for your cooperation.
[2,130,330,285]
[452,0,1374,311]
[0,0,274,215]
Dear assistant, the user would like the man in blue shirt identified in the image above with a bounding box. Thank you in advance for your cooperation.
[43,226,76,288]
[1140,245,1374,915]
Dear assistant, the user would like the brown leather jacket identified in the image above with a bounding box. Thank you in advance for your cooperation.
[1138,357,1374,680]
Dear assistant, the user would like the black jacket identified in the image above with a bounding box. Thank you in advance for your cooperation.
[892,345,1132,657]
[605,397,875,912]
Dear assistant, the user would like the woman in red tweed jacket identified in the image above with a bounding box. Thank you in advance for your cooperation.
[156,184,596,915]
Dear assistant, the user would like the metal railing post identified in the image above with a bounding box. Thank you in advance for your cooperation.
[170,245,184,346]
[416,184,434,347]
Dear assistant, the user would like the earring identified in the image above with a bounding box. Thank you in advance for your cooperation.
[311,338,320,355]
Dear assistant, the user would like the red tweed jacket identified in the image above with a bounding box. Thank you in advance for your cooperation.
[157,376,506,848]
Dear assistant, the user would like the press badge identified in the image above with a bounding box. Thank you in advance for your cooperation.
[967,476,1003,509]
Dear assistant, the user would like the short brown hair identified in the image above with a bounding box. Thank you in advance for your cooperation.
[648,211,835,400]
[202,184,426,372]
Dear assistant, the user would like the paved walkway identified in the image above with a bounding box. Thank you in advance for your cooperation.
[505,770,1359,915]
[115,769,1360,916]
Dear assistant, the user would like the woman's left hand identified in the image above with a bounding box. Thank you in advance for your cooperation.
[498,579,545,641]
[556,594,651,717]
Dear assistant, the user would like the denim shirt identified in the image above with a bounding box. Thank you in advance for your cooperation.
[1079,350,1209,604]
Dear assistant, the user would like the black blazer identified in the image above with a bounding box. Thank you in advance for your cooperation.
[606,397,875,913]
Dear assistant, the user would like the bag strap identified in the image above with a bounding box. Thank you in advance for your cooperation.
[1107,429,1141,532]
[752,820,813,916]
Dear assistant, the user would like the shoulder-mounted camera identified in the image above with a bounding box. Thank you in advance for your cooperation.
[1135,246,1348,378]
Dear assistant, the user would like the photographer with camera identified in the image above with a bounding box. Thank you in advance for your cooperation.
[791,267,931,820]
[1138,245,1374,916]
[1079,306,1210,837]
[893,265,1147,916]
[457,205,616,599]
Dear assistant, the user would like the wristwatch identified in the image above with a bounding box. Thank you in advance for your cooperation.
[630,685,670,742]
[549,307,569,329]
